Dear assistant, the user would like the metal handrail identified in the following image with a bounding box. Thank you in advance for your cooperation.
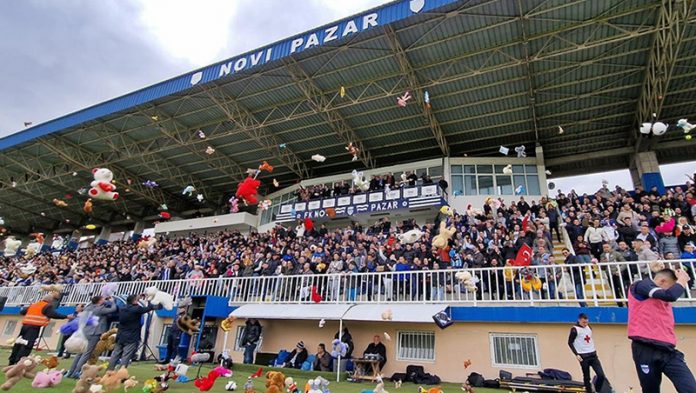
[3,260,694,307]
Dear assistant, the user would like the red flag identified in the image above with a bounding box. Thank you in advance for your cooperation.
[514,243,533,266]
[522,214,529,232]
[304,217,314,233]
[311,286,323,303]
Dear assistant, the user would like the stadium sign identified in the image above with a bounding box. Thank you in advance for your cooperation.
[275,184,445,222]
[188,0,459,86]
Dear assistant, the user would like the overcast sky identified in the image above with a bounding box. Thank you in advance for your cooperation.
[1,0,693,193]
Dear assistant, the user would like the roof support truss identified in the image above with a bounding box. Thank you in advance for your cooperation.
[384,25,449,157]
[284,57,376,168]
[203,86,310,179]
[633,0,694,150]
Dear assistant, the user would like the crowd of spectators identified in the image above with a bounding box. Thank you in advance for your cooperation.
[293,171,447,202]
[0,176,694,303]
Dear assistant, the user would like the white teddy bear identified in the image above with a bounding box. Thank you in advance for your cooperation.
[3,236,21,256]
[351,170,370,192]
[144,286,174,310]
[88,168,119,201]
[25,242,41,258]
[397,228,424,244]
[455,271,478,292]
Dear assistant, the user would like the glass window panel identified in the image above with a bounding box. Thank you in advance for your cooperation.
[477,165,493,174]
[428,166,443,178]
[527,175,541,195]
[415,168,427,177]
[464,175,477,195]
[451,175,464,195]
[525,165,538,174]
[496,176,513,195]
[512,165,525,174]
[478,175,494,195]
[513,175,527,195]
[463,165,476,174]
[451,165,462,174]
[494,165,507,174]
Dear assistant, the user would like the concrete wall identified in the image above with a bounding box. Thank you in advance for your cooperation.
[153,212,257,235]
[217,318,694,393]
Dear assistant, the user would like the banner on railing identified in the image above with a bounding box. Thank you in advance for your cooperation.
[276,185,445,222]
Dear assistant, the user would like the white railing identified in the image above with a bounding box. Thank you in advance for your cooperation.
[3,260,695,308]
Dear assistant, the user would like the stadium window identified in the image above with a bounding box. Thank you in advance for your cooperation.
[397,331,435,362]
[159,324,172,345]
[464,175,477,195]
[451,165,462,174]
[525,165,538,174]
[234,326,246,351]
[416,168,427,178]
[428,166,443,179]
[2,320,16,337]
[494,165,506,174]
[451,175,464,196]
[512,165,525,174]
[496,175,513,195]
[478,175,494,195]
[513,175,527,195]
[527,175,541,195]
[463,165,476,174]
[476,165,493,174]
[490,333,540,368]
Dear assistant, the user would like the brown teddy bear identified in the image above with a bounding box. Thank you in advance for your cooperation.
[431,221,456,250]
[100,366,128,393]
[265,371,285,393]
[176,315,201,335]
[1,355,40,390]
[88,328,117,365]
[73,364,105,393]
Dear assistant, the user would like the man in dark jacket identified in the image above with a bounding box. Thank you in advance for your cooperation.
[159,309,185,364]
[107,294,160,370]
[363,335,387,370]
[283,341,308,369]
[9,293,73,365]
[241,319,262,364]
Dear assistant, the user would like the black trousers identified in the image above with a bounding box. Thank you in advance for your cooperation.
[164,333,180,362]
[8,325,41,365]
[580,352,606,393]
[632,341,696,393]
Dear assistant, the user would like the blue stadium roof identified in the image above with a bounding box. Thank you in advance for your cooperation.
[1,0,695,234]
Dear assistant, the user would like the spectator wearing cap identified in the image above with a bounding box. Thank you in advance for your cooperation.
[283,341,308,369]
[678,225,696,250]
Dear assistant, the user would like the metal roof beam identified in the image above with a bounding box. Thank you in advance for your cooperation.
[203,86,310,179]
[383,25,449,157]
[143,108,249,183]
[284,57,376,168]
[91,122,220,208]
[37,135,177,212]
[516,0,541,143]
[632,0,694,150]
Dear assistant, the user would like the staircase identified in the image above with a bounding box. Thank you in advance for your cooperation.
[554,230,617,306]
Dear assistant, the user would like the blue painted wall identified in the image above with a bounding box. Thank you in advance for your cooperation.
[450,306,696,325]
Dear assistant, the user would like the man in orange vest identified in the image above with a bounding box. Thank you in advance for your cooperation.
[8,293,73,365]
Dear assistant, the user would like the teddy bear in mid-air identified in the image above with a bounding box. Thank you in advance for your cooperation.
[89,168,119,201]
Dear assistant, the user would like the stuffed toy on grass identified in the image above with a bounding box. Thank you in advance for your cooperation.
[265,371,286,393]
[100,366,128,393]
[31,369,63,388]
[195,370,221,392]
[2,356,40,390]
[88,168,119,201]
[144,287,174,310]
[236,177,261,205]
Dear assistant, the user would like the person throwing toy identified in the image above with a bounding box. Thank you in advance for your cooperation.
[628,268,696,392]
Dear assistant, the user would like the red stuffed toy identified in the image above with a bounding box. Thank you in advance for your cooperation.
[194,370,220,392]
[236,177,261,205]
[311,286,323,304]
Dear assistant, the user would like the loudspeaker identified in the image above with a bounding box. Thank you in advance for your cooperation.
[432,310,453,329]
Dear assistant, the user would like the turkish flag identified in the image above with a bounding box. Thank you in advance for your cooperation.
[514,243,533,266]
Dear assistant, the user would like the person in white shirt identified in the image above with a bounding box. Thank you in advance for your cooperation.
[568,313,608,393]
[584,219,608,259]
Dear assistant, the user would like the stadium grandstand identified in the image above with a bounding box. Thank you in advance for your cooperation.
[0,0,696,391]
